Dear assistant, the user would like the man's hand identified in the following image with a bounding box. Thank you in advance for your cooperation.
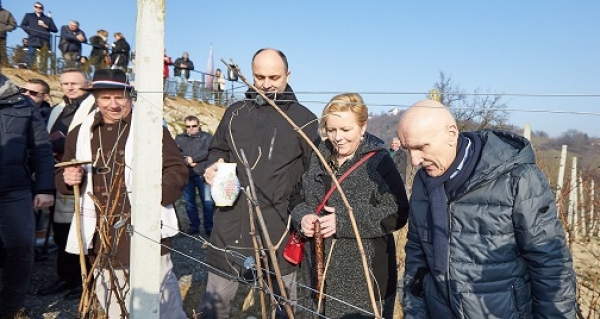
[203,158,224,186]
[76,34,85,42]
[63,165,83,186]
[185,156,197,167]
[33,194,54,209]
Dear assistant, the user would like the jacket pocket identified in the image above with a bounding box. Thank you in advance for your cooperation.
[458,285,519,319]
[511,278,532,318]
[1,110,29,135]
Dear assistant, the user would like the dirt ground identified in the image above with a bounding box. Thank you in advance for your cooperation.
[570,237,600,318]
[2,201,598,318]
[0,201,261,319]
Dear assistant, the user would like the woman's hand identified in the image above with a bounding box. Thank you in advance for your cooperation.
[300,214,319,237]
[318,206,337,238]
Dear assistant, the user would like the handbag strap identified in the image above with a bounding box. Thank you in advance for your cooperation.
[315,151,376,214]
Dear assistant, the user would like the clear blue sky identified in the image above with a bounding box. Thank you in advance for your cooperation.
[6,1,600,137]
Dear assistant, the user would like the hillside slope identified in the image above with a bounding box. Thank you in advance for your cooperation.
[2,68,225,136]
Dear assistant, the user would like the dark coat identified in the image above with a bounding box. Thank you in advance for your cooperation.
[389,148,408,182]
[173,57,194,79]
[0,75,54,194]
[110,38,130,68]
[292,133,409,318]
[175,130,213,176]
[20,12,57,48]
[206,85,319,276]
[89,35,107,61]
[402,130,576,319]
[38,100,51,124]
[49,93,92,160]
[59,25,87,54]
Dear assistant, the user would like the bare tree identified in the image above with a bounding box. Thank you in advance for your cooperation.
[434,72,509,131]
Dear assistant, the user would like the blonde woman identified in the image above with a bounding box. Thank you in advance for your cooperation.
[291,93,409,318]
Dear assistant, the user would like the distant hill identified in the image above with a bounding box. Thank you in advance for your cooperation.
[368,110,403,146]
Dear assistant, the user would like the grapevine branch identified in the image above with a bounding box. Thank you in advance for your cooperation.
[222,58,381,318]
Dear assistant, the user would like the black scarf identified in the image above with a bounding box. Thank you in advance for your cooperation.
[417,132,482,274]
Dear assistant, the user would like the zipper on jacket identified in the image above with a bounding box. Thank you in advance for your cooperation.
[268,127,276,160]
[446,202,454,314]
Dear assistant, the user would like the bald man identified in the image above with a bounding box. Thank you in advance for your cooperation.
[200,48,319,319]
[398,100,575,318]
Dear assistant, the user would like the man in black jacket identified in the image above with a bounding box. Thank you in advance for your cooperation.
[173,52,194,97]
[200,48,319,319]
[0,70,54,319]
[19,2,57,68]
[59,20,87,67]
[175,115,214,235]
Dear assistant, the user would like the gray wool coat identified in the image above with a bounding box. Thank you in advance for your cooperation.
[292,133,409,318]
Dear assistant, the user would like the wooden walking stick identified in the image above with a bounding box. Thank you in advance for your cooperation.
[55,159,92,317]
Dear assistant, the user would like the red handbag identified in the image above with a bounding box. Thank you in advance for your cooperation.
[283,151,376,265]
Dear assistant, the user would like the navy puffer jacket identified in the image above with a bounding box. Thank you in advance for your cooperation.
[402,130,576,319]
[0,75,54,194]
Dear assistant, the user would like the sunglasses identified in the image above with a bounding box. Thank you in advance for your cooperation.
[186,125,198,128]
[34,5,43,9]
[20,88,44,97]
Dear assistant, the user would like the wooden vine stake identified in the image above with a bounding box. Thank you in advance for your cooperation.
[239,149,295,318]
[243,188,268,319]
[222,58,381,318]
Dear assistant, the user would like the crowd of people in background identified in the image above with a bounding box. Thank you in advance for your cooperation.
[0,2,131,73]
[0,1,228,105]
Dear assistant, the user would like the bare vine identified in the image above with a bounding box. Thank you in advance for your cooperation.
[222,58,382,318]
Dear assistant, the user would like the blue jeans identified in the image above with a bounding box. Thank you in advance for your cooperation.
[183,175,214,232]
[175,75,188,97]
[0,189,35,312]
[26,45,36,67]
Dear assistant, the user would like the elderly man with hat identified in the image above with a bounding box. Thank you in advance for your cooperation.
[54,68,189,318]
